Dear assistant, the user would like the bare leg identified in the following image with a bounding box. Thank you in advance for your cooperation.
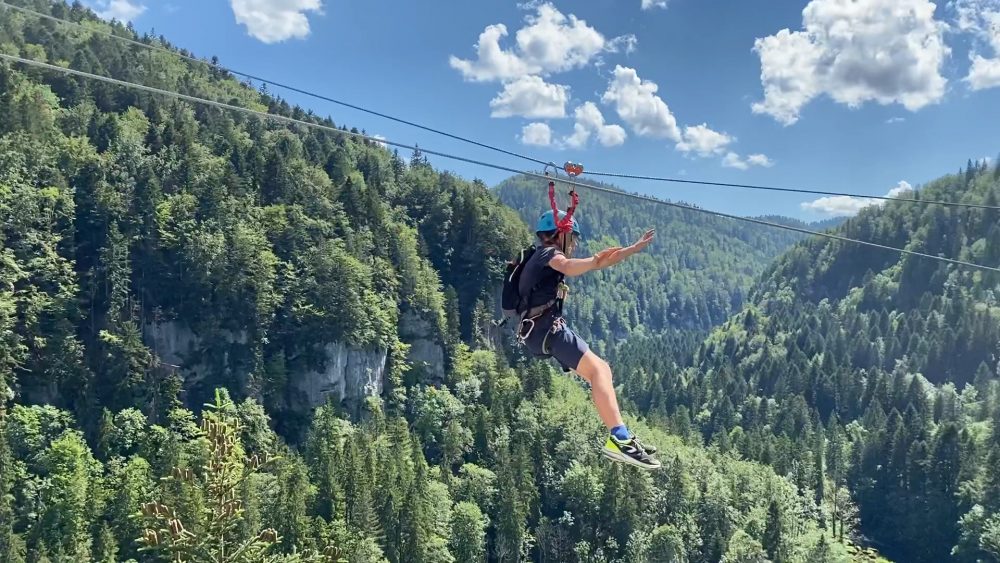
[573,350,625,430]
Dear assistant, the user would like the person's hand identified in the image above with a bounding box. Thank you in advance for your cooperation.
[631,229,655,252]
[593,246,622,263]
[592,247,623,269]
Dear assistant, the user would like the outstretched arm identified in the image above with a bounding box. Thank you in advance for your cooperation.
[548,253,601,277]
[549,229,656,277]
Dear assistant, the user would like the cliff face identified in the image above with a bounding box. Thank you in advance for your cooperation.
[399,310,446,383]
[143,313,446,416]
[291,342,387,416]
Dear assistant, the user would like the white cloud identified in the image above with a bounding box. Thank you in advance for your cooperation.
[372,135,388,149]
[957,2,1000,89]
[230,0,323,44]
[801,195,879,216]
[601,65,681,141]
[752,0,949,125]
[450,3,628,82]
[89,0,146,21]
[521,122,554,146]
[722,152,774,170]
[450,25,535,83]
[968,56,1000,88]
[722,152,750,170]
[607,34,639,54]
[802,180,914,216]
[887,180,914,197]
[515,3,607,71]
[675,124,735,156]
[746,153,775,167]
[489,75,569,118]
[886,116,906,123]
[564,102,627,148]
[642,0,668,9]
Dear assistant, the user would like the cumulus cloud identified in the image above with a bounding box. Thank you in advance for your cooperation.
[746,154,775,167]
[802,180,914,216]
[887,180,914,197]
[722,152,774,170]
[956,1,1000,90]
[564,102,627,148]
[88,0,146,21]
[521,123,554,146]
[450,3,629,82]
[642,0,669,10]
[722,152,750,170]
[490,76,570,118]
[230,0,323,43]
[752,0,949,125]
[886,116,906,124]
[675,124,735,157]
[968,55,1000,88]
[602,65,681,141]
[450,25,534,82]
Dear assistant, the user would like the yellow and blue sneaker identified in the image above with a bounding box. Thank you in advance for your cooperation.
[600,433,661,470]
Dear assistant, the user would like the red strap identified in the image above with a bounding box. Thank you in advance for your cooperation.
[562,190,579,233]
[548,180,559,225]
[548,181,579,234]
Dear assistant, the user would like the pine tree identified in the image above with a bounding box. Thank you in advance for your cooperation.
[92,524,117,563]
[271,456,314,554]
[808,534,834,563]
[449,502,486,563]
[0,417,22,563]
[984,445,1000,512]
[494,453,526,563]
[814,431,826,524]
[763,499,785,562]
[400,439,432,563]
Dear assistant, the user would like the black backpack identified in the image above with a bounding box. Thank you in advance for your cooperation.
[500,245,536,324]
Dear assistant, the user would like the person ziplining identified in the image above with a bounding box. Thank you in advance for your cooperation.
[502,163,662,470]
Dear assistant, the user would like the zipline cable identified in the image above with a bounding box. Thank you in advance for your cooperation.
[0,0,550,168]
[2,52,999,275]
[4,1,999,212]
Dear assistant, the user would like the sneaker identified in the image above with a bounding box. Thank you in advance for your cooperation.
[601,434,662,470]
[630,434,657,455]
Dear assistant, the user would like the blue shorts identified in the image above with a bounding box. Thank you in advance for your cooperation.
[520,311,590,371]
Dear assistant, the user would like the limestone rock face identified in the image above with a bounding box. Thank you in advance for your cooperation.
[143,320,387,416]
[399,309,445,382]
[291,342,387,415]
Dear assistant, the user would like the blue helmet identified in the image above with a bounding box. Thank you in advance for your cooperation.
[535,209,582,237]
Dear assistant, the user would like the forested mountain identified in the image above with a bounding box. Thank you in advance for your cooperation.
[639,161,1000,562]
[0,2,850,562]
[495,176,812,351]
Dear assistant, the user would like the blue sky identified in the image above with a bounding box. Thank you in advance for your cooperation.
[84,0,1000,220]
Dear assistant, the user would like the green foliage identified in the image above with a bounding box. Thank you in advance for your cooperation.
[0,3,873,562]
[673,162,1000,562]
[449,502,486,562]
[722,529,768,563]
[136,390,283,562]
